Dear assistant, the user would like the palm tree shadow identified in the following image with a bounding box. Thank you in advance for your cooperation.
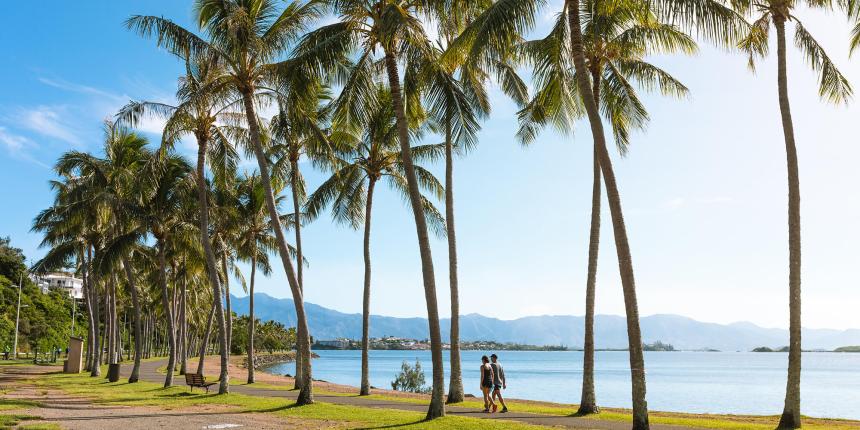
[353,420,425,429]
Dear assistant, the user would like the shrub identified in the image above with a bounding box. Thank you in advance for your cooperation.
[391,360,430,394]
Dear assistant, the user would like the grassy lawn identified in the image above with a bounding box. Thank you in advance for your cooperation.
[112,361,860,430]
[350,393,860,430]
[33,369,550,430]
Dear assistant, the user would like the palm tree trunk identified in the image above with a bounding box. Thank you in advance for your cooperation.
[87,255,102,377]
[198,299,216,376]
[774,15,802,430]
[179,272,188,375]
[578,67,603,415]
[108,275,117,366]
[290,159,306,390]
[360,177,377,396]
[444,116,464,404]
[157,241,177,387]
[566,1,648,428]
[82,246,95,372]
[383,51,445,420]
[121,257,142,383]
[241,88,313,405]
[195,135,230,393]
[247,255,257,384]
[221,253,233,356]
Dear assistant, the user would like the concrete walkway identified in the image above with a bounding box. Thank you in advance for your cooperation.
[123,360,700,430]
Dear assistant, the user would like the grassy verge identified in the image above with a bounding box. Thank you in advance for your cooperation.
[33,369,550,430]
[0,413,40,429]
[352,393,859,430]
[139,362,860,430]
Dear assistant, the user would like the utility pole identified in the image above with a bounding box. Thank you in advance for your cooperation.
[13,271,23,360]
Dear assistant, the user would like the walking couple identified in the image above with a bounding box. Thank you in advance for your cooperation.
[480,354,508,413]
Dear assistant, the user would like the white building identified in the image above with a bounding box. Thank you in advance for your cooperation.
[35,273,83,299]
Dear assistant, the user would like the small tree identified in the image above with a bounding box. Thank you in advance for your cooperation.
[391,360,430,394]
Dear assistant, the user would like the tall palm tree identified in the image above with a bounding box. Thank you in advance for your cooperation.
[516,1,693,414]
[307,86,445,397]
[268,83,333,388]
[429,0,529,402]
[300,1,450,417]
[116,53,239,394]
[126,1,322,402]
[234,174,276,384]
[136,153,196,387]
[41,124,156,383]
[450,0,698,425]
[737,1,852,426]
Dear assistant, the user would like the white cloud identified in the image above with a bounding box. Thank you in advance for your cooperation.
[38,77,126,104]
[0,127,29,152]
[18,106,83,146]
[0,127,49,168]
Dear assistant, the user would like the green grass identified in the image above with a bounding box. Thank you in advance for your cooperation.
[39,365,860,430]
[17,424,61,430]
[356,393,860,430]
[33,369,550,429]
[0,413,40,430]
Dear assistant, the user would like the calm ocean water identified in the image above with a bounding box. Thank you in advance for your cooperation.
[263,350,860,419]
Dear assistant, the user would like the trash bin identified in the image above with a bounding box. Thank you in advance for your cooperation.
[108,363,121,382]
[63,360,69,373]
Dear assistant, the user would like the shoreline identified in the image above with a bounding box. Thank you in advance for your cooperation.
[243,355,860,426]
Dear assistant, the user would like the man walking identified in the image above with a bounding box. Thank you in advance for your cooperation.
[490,353,508,413]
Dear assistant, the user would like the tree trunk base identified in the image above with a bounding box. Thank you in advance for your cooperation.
[632,414,650,430]
[576,403,599,415]
[445,387,464,404]
[777,411,801,429]
[425,402,445,420]
[297,387,314,405]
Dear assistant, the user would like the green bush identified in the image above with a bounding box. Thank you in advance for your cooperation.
[391,360,430,394]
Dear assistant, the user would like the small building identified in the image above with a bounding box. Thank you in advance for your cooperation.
[35,272,83,299]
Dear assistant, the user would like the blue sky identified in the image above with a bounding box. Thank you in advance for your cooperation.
[2,1,859,330]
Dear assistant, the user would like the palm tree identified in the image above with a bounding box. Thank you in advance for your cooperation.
[300,1,451,417]
[210,180,241,361]
[126,1,322,402]
[450,0,697,425]
[135,153,196,386]
[116,53,239,394]
[428,1,529,403]
[307,85,445,397]
[516,1,694,414]
[234,174,277,384]
[268,82,333,388]
[40,124,156,382]
[736,1,852,426]
[31,179,101,374]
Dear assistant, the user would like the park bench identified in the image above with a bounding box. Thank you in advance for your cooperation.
[184,373,217,393]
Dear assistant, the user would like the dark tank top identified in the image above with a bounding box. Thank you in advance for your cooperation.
[482,363,493,386]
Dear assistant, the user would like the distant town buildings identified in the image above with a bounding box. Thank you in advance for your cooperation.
[34,272,83,299]
[315,339,350,349]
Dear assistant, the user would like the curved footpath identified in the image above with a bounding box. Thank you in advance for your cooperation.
[126,359,700,430]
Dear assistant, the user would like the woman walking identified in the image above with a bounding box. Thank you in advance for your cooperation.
[480,355,496,413]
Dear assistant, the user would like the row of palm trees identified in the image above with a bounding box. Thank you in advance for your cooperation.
[32,0,856,428]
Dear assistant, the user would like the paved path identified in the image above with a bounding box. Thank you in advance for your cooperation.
[124,360,700,430]
[0,364,319,430]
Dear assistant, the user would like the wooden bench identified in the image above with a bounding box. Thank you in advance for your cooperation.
[185,373,217,393]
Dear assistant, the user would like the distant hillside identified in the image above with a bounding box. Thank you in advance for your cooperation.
[230,293,860,351]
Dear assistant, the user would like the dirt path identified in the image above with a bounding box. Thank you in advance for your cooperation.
[0,365,336,429]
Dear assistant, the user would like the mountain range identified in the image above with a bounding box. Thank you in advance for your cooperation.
[230,293,860,351]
